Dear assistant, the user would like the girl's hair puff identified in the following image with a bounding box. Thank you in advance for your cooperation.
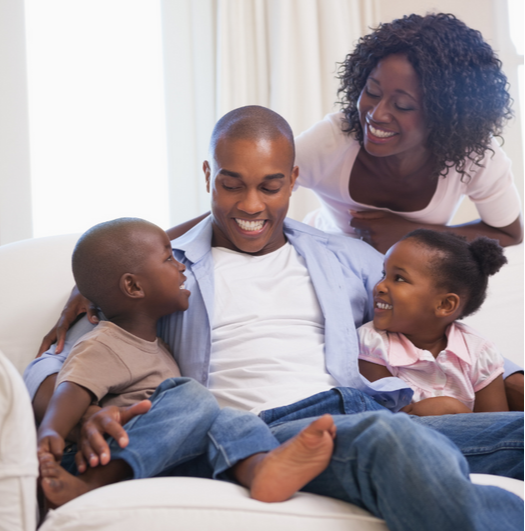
[401,229,507,318]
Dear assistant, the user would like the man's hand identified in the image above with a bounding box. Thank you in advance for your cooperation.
[37,429,65,463]
[350,210,418,254]
[401,397,472,416]
[75,400,151,473]
[36,285,99,357]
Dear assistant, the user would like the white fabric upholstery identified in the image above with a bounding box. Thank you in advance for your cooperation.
[0,234,522,531]
[0,351,38,531]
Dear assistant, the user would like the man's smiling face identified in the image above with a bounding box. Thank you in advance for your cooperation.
[204,135,298,256]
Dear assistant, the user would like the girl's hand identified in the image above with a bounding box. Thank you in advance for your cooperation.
[401,397,472,416]
[75,400,152,473]
[36,285,99,357]
[350,210,418,254]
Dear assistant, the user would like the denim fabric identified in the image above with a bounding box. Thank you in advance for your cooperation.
[259,387,387,426]
[260,388,524,480]
[107,377,279,479]
[269,411,523,531]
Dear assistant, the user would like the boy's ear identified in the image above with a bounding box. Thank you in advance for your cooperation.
[436,293,461,318]
[120,273,145,299]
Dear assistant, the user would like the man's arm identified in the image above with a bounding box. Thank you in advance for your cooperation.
[166,213,210,240]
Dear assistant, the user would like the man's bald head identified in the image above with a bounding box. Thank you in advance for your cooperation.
[209,106,295,167]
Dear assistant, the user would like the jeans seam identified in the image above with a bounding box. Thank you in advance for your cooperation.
[208,432,232,469]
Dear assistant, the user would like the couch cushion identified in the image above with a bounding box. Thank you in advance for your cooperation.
[0,234,79,374]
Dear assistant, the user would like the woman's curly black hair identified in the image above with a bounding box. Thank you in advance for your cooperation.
[337,13,513,178]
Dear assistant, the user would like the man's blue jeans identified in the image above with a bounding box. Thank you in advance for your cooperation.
[101,384,523,531]
[258,388,523,531]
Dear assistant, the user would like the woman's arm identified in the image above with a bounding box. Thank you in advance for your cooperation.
[166,212,210,240]
[474,375,509,412]
[350,211,523,254]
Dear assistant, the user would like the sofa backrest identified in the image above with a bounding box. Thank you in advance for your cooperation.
[0,233,79,375]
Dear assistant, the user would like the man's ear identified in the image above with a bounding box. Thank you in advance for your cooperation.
[120,273,145,299]
[289,165,299,194]
[436,293,461,318]
[203,161,211,193]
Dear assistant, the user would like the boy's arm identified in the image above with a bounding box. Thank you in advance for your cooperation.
[474,375,509,412]
[38,381,93,462]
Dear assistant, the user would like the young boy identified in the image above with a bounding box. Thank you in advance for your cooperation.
[37,217,336,507]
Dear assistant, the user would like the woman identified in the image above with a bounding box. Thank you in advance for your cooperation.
[295,13,523,254]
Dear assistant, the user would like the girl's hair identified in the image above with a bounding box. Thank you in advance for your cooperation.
[337,13,512,179]
[401,229,507,319]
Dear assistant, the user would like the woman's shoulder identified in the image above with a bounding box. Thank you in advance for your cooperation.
[295,112,358,155]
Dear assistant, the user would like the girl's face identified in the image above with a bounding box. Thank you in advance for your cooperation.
[358,53,430,160]
[373,239,446,338]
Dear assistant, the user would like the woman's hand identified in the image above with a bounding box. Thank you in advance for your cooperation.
[74,400,152,473]
[36,285,99,357]
[401,396,472,416]
[350,210,417,254]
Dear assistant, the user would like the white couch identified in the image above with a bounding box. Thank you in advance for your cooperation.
[0,233,523,531]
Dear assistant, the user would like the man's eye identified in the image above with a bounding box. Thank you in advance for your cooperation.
[263,188,280,194]
[223,185,240,191]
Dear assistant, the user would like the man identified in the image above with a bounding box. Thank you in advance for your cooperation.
[27,106,523,531]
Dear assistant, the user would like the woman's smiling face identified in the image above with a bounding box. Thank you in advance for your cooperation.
[358,53,430,161]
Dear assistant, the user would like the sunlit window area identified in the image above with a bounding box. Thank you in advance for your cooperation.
[25,0,170,238]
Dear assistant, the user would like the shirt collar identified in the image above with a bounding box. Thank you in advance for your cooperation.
[387,322,472,366]
[171,216,322,264]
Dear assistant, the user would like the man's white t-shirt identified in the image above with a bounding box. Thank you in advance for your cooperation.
[209,243,337,414]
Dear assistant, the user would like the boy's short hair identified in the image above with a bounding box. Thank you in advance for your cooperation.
[72,217,159,312]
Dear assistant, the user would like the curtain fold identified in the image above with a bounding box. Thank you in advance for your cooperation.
[161,0,377,224]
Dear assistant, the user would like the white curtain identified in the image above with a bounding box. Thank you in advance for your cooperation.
[161,0,377,224]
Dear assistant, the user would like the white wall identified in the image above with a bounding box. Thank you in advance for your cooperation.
[0,0,522,244]
[0,0,32,245]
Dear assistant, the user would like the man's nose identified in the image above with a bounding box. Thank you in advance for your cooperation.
[237,189,264,214]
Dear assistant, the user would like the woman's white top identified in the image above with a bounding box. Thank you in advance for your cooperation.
[209,243,337,414]
[295,112,521,236]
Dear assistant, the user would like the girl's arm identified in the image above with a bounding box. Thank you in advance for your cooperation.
[474,375,509,412]
[358,359,393,381]
[37,381,94,462]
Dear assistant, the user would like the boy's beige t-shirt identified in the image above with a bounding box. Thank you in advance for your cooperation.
[56,321,181,408]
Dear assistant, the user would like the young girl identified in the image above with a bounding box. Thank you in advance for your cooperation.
[358,229,509,415]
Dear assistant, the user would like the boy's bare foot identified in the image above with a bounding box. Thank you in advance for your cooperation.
[246,414,337,503]
[39,452,91,508]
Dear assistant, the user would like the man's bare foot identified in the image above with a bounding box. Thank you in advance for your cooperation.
[246,414,337,503]
[39,452,91,508]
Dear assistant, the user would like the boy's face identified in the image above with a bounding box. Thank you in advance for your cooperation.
[204,135,298,256]
[136,227,190,316]
[372,239,446,340]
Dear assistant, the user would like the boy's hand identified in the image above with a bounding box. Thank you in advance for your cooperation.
[38,429,65,463]
[75,400,151,473]
[401,397,472,416]
[36,285,99,357]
